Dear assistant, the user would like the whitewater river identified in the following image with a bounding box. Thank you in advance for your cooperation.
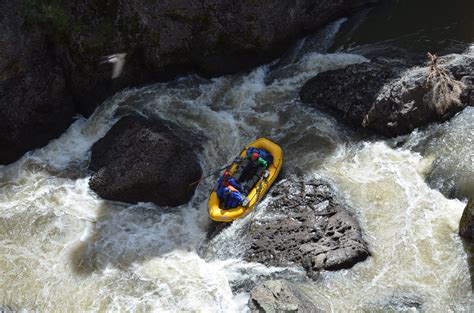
[1,7,473,313]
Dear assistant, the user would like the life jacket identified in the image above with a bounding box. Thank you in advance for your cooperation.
[224,186,244,209]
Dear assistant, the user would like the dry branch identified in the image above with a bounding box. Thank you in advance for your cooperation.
[424,52,466,116]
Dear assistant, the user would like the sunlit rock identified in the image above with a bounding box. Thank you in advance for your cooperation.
[249,280,322,313]
[300,46,473,137]
[245,176,369,278]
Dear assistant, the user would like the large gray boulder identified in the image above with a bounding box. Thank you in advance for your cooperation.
[245,176,369,278]
[88,116,202,207]
[300,48,473,137]
[249,280,321,313]
[1,0,379,164]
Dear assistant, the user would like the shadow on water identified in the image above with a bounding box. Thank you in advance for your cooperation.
[461,239,474,308]
[69,201,186,276]
[330,0,474,53]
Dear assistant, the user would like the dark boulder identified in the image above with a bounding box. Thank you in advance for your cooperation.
[300,48,473,137]
[459,198,474,241]
[249,280,322,313]
[1,0,380,164]
[245,176,369,278]
[0,0,74,164]
[57,0,382,114]
[88,116,202,207]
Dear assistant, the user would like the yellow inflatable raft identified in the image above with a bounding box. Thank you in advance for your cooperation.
[208,138,283,222]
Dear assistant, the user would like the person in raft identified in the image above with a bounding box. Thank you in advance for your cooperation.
[216,171,243,200]
[236,148,270,183]
[222,185,245,210]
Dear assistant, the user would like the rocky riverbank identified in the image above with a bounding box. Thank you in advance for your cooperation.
[0,0,379,165]
[300,46,473,137]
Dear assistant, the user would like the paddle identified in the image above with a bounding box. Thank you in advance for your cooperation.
[189,163,233,186]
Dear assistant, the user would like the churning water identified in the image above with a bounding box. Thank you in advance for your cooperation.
[0,15,472,312]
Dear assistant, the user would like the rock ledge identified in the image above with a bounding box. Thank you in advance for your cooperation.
[245,176,369,278]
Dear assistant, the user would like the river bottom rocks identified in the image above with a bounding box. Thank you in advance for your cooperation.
[244,176,369,278]
[249,280,321,313]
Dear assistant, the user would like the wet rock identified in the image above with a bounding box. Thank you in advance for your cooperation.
[459,198,474,241]
[0,305,13,313]
[300,48,473,137]
[248,279,322,313]
[1,0,379,164]
[230,269,306,295]
[58,0,381,115]
[245,176,369,278]
[0,0,74,164]
[369,294,424,312]
[88,115,202,207]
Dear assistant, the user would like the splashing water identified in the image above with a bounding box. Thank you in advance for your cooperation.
[0,22,472,312]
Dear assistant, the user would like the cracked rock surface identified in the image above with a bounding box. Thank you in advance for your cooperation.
[245,175,369,278]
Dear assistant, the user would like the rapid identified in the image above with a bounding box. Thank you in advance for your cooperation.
[1,2,473,312]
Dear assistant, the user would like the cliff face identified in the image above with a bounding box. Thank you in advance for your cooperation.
[0,0,379,164]
[0,0,75,164]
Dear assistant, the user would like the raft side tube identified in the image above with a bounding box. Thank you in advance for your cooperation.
[208,138,282,222]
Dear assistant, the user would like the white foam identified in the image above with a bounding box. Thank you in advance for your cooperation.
[0,39,471,313]
[315,140,469,310]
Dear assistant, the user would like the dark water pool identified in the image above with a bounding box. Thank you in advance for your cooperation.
[331,0,474,53]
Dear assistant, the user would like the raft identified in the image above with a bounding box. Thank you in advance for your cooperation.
[208,138,283,222]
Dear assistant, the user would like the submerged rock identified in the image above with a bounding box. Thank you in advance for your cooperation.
[0,305,13,313]
[459,198,474,241]
[88,116,202,206]
[245,176,369,278]
[300,47,473,137]
[248,280,321,313]
[367,293,424,312]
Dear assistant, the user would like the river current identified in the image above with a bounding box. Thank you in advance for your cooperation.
[1,2,473,312]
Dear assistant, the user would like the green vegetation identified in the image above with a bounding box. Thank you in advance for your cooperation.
[23,0,128,55]
[82,19,115,51]
[24,0,70,41]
